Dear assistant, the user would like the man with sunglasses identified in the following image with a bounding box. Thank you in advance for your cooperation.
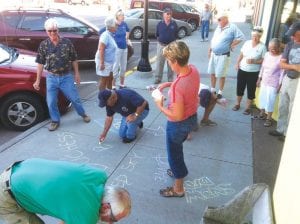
[208,12,244,99]
[0,158,131,223]
[154,8,178,84]
[33,18,91,131]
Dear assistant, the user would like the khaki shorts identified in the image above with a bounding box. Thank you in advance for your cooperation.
[0,168,44,224]
[207,53,231,78]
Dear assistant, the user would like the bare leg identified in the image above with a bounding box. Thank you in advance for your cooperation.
[202,96,217,121]
[107,72,113,90]
[120,76,125,86]
[246,99,252,110]
[236,96,243,107]
[174,178,184,193]
[219,77,226,91]
[98,77,106,91]
[211,74,217,89]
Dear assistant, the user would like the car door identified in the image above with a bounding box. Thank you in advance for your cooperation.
[15,12,48,52]
[52,15,99,61]
[0,12,25,50]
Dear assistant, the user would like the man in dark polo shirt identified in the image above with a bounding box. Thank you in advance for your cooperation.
[154,8,178,84]
[98,88,149,143]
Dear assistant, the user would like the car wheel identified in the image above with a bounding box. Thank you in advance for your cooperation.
[0,93,46,131]
[130,27,143,40]
[177,27,187,39]
[188,20,197,31]
[68,0,73,5]
[81,0,85,5]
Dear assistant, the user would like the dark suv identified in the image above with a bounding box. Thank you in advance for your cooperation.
[130,0,200,30]
[0,8,99,61]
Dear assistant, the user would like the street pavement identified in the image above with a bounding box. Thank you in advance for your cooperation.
[0,21,265,224]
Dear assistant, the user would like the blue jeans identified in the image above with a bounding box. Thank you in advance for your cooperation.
[166,114,197,179]
[46,73,86,123]
[119,109,149,139]
[201,20,210,39]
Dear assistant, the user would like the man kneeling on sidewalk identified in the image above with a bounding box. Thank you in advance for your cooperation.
[98,88,149,143]
[0,158,131,224]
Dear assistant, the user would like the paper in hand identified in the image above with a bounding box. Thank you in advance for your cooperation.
[151,89,163,101]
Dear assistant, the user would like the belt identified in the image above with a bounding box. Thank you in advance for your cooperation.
[214,52,230,56]
[49,71,69,76]
[158,42,168,46]
[2,161,23,201]
[287,75,299,79]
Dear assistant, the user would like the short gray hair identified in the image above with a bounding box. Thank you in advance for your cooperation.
[44,18,58,30]
[105,16,116,29]
[102,186,131,217]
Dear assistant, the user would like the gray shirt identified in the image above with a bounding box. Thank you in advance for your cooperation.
[282,42,300,79]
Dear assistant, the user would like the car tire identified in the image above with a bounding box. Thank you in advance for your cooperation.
[81,0,85,5]
[188,20,198,31]
[177,27,187,39]
[68,0,73,5]
[0,93,46,131]
[130,27,143,40]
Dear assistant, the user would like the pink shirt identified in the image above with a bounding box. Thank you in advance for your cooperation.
[259,52,283,88]
[168,64,200,121]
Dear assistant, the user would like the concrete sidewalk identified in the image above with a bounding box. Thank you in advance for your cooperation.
[0,23,256,224]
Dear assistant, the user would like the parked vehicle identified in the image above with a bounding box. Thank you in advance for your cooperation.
[0,44,70,131]
[67,0,92,5]
[130,0,200,31]
[0,8,99,61]
[125,8,193,40]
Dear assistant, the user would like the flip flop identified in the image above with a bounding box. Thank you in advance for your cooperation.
[232,105,240,111]
[243,108,251,115]
[160,187,185,197]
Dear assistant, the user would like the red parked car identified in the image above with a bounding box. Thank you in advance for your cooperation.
[0,44,70,131]
[0,8,100,62]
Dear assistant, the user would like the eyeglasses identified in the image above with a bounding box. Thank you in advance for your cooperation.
[108,203,118,222]
[166,13,172,15]
[47,29,58,33]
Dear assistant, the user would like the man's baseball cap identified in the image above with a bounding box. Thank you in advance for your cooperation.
[98,89,112,108]
[163,8,172,13]
[286,21,300,36]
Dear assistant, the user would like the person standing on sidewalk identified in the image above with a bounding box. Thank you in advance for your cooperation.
[153,41,199,197]
[112,9,130,89]
[95,16,117,90]
[232,26,266,115]
[0,158,131,224]
[200,3,212,42]
[33,18,90,132]
[98,88,149,143]
[269,22,300,141]
[208,12,244,99]
[154,8,178,84]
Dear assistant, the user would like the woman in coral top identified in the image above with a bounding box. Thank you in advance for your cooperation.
[154,41,200,197]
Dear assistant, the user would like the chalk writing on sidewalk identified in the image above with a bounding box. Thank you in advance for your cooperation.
[121,151,144,172]
[110,175,131,188]
[153,154,169,183]
[57,132,110,171]
[184,177,235,203]
[94,118,121,134]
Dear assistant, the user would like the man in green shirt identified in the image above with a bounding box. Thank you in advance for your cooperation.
[0,158,131,224]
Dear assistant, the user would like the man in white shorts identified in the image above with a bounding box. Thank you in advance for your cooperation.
[208,12,244,98]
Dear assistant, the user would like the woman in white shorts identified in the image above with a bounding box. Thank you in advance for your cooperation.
[95,16,117,90]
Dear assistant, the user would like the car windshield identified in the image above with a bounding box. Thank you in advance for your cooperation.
[0,44,18,65]
[125,9,142,18]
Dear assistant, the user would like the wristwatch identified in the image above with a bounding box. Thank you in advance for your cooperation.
[135,112,139,117]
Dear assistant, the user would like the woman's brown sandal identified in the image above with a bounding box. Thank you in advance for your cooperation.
[232,105,240,111]
[160,187,185,197]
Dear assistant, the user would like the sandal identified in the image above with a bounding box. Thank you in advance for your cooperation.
[160,186,185,197]
[232,105,240,111]
[243,108,251,115]
[264,119,272,127]
[167,169,174,178]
